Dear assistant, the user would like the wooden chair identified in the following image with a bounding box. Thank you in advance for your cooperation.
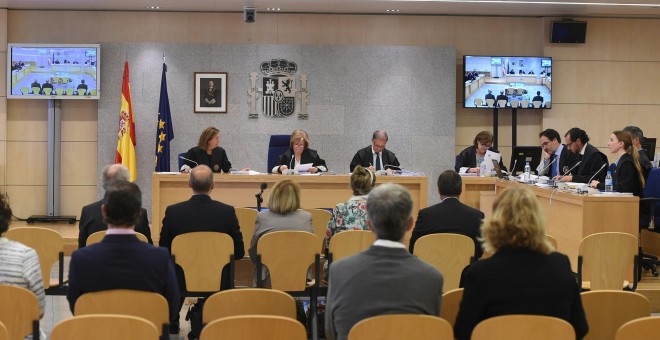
[203,288,296,324]
[0,285,40,340]
[200,315,306,340]
[510,99,519,108]
[471,315,574,340]
[20,87,29,95]
[0,322,8,340]
[304,208,332,253]
[440,288,463,327]
[581,290,650,340]
[413,233,474,291]
[42,88,52,95]
[485,98,495,107]
[235,207,258,254]
[66,88,74,95]
[77,89,87,95]
[497,99,507,108]
[171,232,236,294]
[74,289,170,338]
[348,314,453,340]
[50,314,158,340]
[5,227,66,293]
[85,230,149,246]
[532,100,542,108]
[578,232,638,291]
[521,99,529,108]
[55,88,64,95]
[31,86,40,94]
[474,98,483,107]
[328,230,375,264]
[546,234,558,250]
[615,316,660,340]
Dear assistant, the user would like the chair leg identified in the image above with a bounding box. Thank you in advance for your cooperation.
[256,254,263,288]
[33,320,40,340]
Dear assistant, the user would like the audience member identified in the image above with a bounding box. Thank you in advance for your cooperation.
[532,90,543,103]
[454,186,588,340]
[249,180,312,286]
[484,90,495,102]
[349,130,400,172]
[455,131,507,175]
[30,79,41,94]
[79,164,152,248]
[590,131,645,197]
[496,90,508,103]
[325,183,444,340]
[536,129,579,177]
[67,181,180,328]
[77,79,88,91]
[159,165,244,330]
[272,129,327,173]
[623,125,653,177]
[556,127,607,183]
[325,166,376,250]
[0,194,45,317]
[409,170,484,258]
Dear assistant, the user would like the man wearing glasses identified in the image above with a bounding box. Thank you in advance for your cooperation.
[555,127,607,183]
[536,129,579,178]
[350,130,400,172]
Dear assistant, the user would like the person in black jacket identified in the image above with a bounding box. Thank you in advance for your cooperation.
[454,186,588,340]
[623,125,653,178]
[349,130,400,172]
[556,128,607,183]
[590,131,645,197]
[272,129,327,173]
[181,126,238,173]
[455,131,507,175]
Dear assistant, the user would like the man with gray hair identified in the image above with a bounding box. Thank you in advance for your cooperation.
[78,164,152,248]
[325,183,444,340]
[350,130,400,172]
[623,125,653,177]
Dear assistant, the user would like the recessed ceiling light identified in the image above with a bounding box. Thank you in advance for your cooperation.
[146,6,159,10]
[385,9,400,12]
[266,8,281,11]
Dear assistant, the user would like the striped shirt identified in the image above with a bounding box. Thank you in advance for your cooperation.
[0,237,45,315]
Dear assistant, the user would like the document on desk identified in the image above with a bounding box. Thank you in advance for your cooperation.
[294,163,313,172]
[483,150,501,172]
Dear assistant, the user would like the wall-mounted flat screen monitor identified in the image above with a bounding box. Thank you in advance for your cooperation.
[551,21,587,43]
[7,44,100,99]
[463,55,552,109]
[509,146,542,175]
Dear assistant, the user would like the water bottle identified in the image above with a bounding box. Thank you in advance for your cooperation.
[605,171,613,192]
[523,162,531,182]
[480,161,487,177]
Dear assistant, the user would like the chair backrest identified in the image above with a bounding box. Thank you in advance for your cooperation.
[0,322,8,340]
[471,315,575,340]
[532,100,542,108]
[66,87,74,95]
[31,87,40,94]
[235,208,258,253]
[74,289,169,336]
[413,233,474,291]
[4,227,64,289]
[546,234,558,250]
[55,88,64,95]
[304,208,333,253]
[485,98,495,107]
[50,314,159,340]
[0,285,40,340]
[43,87,52,95]
[328,230,375,263]
[581,290,650,340]
[521,99,529,107]
[510,99,519,108]
[20,87,29,95]
[171,232,234,292]
[440,288,463,327]
[201,315,307,340]
[348,314,452,340]
[473,98,483,107]
[615,316,660,340]
[578,232,637,290]
[89,89,97,96]
[497,99,507,108]
[644,168,660,202]
[258,231,318,291]
[267,134,291,172]
[77,89,86,95]
[203,289,296,323]
[544,100,551,108]
[85,230,149,246]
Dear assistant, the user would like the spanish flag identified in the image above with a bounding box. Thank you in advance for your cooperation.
[115,62,137,182]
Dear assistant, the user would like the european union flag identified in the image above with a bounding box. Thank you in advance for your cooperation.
[155,63,174,172]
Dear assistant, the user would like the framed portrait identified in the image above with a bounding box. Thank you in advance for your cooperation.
[194,72,227,113]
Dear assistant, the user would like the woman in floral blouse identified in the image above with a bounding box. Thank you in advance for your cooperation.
[325,166,376,250]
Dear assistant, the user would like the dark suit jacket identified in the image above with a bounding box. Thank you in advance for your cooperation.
[454,248,588,340]
[77,83,88,90]
[78,199,152,249]
[639,149,653,179]
[572,143,607,183]
[67,235,181,322]
[596,153,643,197]
[496,94,508,102]
[485,93,495,101]
[349,146,400,172]
[409,198,484,258]
[455,146,507,173]
[558,145,580,176]
[184,146,232,173]
[533,95,543,102]
[273,148,327,173]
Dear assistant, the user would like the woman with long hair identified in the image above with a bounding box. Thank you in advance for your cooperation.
[590,130,645,197]
[272,129,327,173]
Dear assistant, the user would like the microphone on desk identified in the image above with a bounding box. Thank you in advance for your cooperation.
[586,163,607,185]
[557,161,581,183]
[540,156,558,175]
[178,155,198,166]
[255,183,267,212]
[510,159,518,176]
[289,154,294,170]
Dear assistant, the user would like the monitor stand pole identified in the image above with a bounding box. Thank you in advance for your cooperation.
[492,108,499,150]
[511,108,518,147]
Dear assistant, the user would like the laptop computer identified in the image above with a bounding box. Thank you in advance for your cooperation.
[492,159,505,179]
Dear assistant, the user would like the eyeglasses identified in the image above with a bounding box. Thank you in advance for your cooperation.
[478,142,492,148]
[540,141,550,148]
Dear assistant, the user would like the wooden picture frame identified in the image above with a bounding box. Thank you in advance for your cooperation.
[194,72,227,113]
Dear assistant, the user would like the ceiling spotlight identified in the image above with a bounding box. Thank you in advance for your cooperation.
[385,9,400,12]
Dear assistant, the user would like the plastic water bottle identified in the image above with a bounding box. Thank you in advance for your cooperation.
[605,171,613,192]
[523,162,531,182]
[480,161,487,177]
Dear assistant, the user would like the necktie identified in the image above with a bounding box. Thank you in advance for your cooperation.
[549,154,557,177]
[375,153,381,171]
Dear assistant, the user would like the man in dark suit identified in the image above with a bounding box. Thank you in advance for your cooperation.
[409,170,484,258]
[349,130,400,172]
[78,164,153,248]
[557,127,607,183]
[484,90,495,102]
[532,90,544,103]
[496,90,508,102]
[624,125,653,178]
[325,183,443,340]
[536,129,579,178]
[67,181,180,329]
[159,164,245,328]
[77,79,88,94]
[30,79,41,94]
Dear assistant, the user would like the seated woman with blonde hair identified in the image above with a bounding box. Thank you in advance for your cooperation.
[454,186,588,340]
[249,180,313,286]
[325,166,376,250]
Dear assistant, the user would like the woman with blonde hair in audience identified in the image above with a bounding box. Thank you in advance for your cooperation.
[249,180,313,286]
[325,165,376,250]
[590,130,645,197]
[454,186,588,340]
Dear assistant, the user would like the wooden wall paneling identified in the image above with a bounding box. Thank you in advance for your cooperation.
[6,141,47,185]
[278,14,368,45]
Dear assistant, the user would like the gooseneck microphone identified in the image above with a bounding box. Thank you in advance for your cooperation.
[256,183,267,212]
[557,161,582,183]
[178,155,198,166]
[540,156,558,175]
[587,163,607,185]
[289,154,295,170]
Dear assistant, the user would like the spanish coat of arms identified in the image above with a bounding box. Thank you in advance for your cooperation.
[248,59,309,119]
